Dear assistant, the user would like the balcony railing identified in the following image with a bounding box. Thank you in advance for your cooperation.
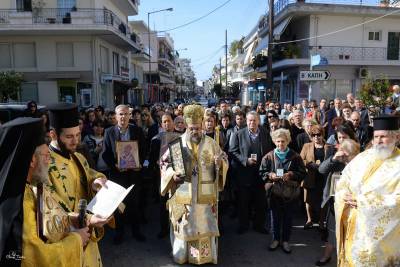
[272,0,389,16]
[0,8,134,43]
[158,63,170,75]
[305,46,392,61]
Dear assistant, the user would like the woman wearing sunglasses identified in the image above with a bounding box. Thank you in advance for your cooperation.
[300,125,331,231]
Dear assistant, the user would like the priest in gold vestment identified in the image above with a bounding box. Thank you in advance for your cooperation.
[160,104,228,265]
[46,103,109,267]
[335,115,400,267]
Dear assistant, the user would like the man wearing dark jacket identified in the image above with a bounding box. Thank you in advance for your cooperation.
[350,111,372,151]
[229,111,274,234]
[102,104,146,244]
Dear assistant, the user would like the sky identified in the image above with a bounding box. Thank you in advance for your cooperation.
[132,0,268,82]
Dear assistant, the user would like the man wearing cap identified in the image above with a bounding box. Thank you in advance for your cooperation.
[335,115,400,266]
[46,103,108,266]
[160,104,228,264]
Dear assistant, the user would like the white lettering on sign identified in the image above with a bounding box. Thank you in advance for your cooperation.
[299,71,331,81]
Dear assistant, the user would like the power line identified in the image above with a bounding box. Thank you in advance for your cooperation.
[272,2,400,45]
[192,49,225,67]
[191,45,225,63]
[157,0,233,33]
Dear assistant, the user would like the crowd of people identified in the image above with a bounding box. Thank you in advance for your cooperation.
[0,85,399,266]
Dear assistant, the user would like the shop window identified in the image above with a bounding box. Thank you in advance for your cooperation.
[58,81,76,103]
[112,52,120,75]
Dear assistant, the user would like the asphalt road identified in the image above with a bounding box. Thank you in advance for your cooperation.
[99,202,337,267]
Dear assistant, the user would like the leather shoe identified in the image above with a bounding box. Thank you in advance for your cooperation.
[304,221,313,230]
[315,257,331,266]
[132,231,146,242]
[268,240,279,251]
[281,242,291,254]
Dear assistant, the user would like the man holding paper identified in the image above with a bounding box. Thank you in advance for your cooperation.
[47,103,109,267]
[160,104,228,265]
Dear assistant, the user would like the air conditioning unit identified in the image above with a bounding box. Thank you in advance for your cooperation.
[359,68,369,79]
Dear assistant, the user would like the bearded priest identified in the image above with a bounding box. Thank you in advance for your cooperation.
[160,104,228,265]
[47,103,109,267]
[335,115,400,267]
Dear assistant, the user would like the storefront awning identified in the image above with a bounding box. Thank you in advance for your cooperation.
[253,36,268,56]
[273,16,292,40]
[244,41,256,65]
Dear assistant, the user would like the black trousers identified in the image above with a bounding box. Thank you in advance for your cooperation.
[110,170,142,235]
[237,184,266,230]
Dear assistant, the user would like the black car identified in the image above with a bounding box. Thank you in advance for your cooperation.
[0,103,46,124]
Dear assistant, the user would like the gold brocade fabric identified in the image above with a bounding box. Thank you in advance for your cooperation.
[335,148,400,267]
[160,133,228,264]
[22,185,83,267]
[48,150,104,267]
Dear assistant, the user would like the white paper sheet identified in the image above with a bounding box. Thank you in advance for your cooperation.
[87,180,134,218]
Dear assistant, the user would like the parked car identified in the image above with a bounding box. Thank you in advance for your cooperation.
[0,103,46,124]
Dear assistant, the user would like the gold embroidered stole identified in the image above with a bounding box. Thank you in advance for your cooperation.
[338,148,400,266]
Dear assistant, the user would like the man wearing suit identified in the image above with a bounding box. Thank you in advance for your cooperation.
[354,98,370,128]
[229,111,274,234]
[102,104,146,244]
[325,98,342,137]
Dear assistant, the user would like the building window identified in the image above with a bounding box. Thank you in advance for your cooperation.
[58,80,76,103]
[100,46,109,73]
[57,0,76,9]
[112,52,120,75]
[0,44,11,68]
[121,56,128,69]
[13,43,36,68]
[56,43,74,67]
[368,31,381,41]
[20,82,38,102]
[16,0,32,11]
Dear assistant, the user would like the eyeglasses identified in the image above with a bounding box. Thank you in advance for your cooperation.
[312,133,322,137]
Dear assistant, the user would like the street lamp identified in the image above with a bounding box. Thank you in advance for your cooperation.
[147,7,173,103]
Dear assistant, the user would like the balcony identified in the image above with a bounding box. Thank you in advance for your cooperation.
[270,45,400,70]
[0,8,140,51]
[158,63,170,75]
[111,0,139,16]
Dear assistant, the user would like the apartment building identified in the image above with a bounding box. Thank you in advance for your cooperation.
[176,58,195,99]
[0,0,140,108]
[239,0,400,105]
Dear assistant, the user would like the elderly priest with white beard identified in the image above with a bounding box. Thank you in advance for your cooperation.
[335,115,400,267]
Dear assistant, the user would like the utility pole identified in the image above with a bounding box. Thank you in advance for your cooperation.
[267,0,274,101]
[225,29,228,93]
[219,57,222,85]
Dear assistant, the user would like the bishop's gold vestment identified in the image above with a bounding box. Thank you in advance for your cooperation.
[335,148,400,267]
[160,133,228,265]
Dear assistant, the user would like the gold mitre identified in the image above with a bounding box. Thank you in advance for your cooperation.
[183,104,204,124]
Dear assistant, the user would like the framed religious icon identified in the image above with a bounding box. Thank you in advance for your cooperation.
[168,138,187,179]
[329,172,342,197]
[116,141,140,170]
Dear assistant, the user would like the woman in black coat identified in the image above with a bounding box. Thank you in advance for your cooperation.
[259,128,307,254]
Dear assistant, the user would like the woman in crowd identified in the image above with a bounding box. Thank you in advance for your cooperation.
[326,117,344,145]
[300,125,331,230]
[341,103,353,122]
[81,108,97,137]
[296,118,318,152]
[315,139,360,266]
[259,128,306,254]
[82,120,108,174]
[131,109,142,127]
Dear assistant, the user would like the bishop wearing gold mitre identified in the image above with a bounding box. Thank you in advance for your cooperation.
[46,103,110,267]
[160,104,229,265]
